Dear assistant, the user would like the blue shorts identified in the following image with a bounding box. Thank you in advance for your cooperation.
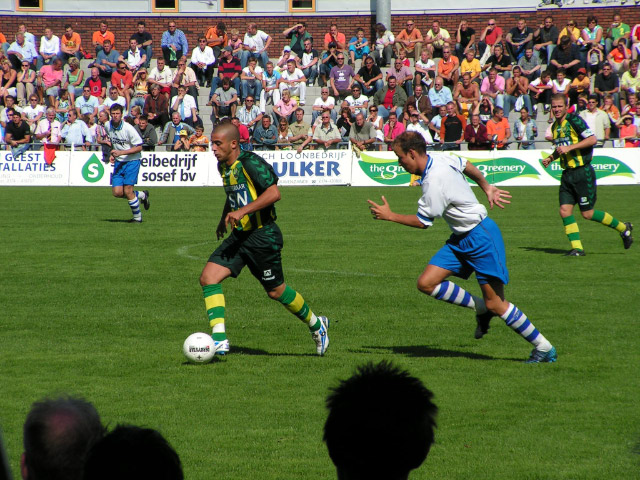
[112,160,141,187]
[429,217,509,285]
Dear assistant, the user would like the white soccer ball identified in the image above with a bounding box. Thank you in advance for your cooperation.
[183,332,216,363]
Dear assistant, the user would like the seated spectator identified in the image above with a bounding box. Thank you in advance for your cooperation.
[374,76,407,120]
[480,68,506,110]
[189,124,209,152]
[111,62,133,110]
[170,84,199,127]
[533,16,558,64]
[428,76,453,110]
[5,108,31,158]
[34,106,62,146]
[372,23,394,68]
[594,63,620,107]
[366,104,384,142]
[476,95,493,124]
[518,47,541,83]
[478,18,504,58]
[414,50,436,89]
[276,117,291,147]
[236,95,262,132]
[460,49,482,85]
[580,94,610,147]
[0,60,18,105]
[288,107,312,153]
[275,46,297,72]
[485,106,510,149]
[283,22,311,58]
[190,36,215,87]
[227,28,243,60]
[453,73,480,117]
[455,20,476,62]
[147,57,172,99]
[483,44,513,80]
[272,88,297,124]
[404,83,433,121]
[75,86,99,123]
[92,21,115,55]
[172,128,190,151]
[552,67,571,99]
[505,65,532,115]
[131,21,153,68]
[297,38,319,87]
[39,27,60,68]
[171,57,198,108]
[205,22,227,60]
[557,21,581,46]
[505,17,534,61]
[211,47,241,100]
[617,114,639,147]
[143,83,169,129]
[336,106,354,141]
[313,110,342,149]
[324,361,437,480]
[252,115,277,150]
[620,60,640,109]
[513,106,537,150]
[278,58,306,105]
[425,20,450,59]
[92,39,119,82]
[581,16,604,74]
[342,84,368,117]
[59,24,82,63]
[319,42,340,87]
[349,112,377,151]
[464,112,490,150]
[119,38,147,75]
[330,53,355,100]
[602,94,620,131]
[161,21,188,68]
[130,69,149,111]
[16,60,36,107]
[260,61,281,113]
[382,111,405,149]
[135,114,157,151]
[605,13,629,56]
[241,23,272,69]
[348,28,370,66]
[85,67,107,103]
[7,32,38,71]
[208,77,238,121]
[528,70,554,119]
[158,110,195,148]
[83,425,183,480]
[437,47,459,89]
[311,87,336,124]
[607,43,631,75]
[440,101,466,150]
[61,108,93,149]
[324,24,347,53]
[22,396,104,480]
[229,116,252,150]
[354,55,383,97]
[54,89,71,122]
[569,67,591,105]
[395,21,424,65]
[63,57,84,106]
[103,86,127,111]
[22,94,45,132]
[241,56,263,102]
[406,110,433,145]
[549,35,581,79]
[386,58,413,97]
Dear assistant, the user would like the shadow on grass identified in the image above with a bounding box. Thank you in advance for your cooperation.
[359,345,497,360]
[103,219,138,223]
[519,246,568,255]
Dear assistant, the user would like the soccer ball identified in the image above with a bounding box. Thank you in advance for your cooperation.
[183,332,216,363]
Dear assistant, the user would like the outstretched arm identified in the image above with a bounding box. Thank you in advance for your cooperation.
[367,195,427,228]
[463,161,511,209]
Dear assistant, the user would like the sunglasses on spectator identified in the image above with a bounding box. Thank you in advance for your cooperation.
[488,23,495,26]
[369,108,377,112]
[567,23,575,26]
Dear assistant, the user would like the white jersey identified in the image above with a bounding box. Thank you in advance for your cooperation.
[417,152,487,235]
[106,120,143,162]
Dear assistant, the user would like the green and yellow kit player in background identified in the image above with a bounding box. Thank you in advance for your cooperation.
[199,122,329,356]
[543,94,633,256]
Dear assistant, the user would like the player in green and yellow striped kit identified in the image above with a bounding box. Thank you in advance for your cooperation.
[199,122,329,356]
[543,94,633,256]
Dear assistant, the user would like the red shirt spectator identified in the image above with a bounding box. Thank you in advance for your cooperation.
[111,68,133,89]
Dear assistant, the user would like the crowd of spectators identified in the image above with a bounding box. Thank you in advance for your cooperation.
[2,14,640,156]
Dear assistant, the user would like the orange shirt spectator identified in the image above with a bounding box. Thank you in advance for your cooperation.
[438,55,459,79]
[486,115,510,148]
[0,32,6,44]
[205,24,228,49]
[324,25,346,51]
[111,68,133,89]
[92,30,115,50]
[61,31,81,52]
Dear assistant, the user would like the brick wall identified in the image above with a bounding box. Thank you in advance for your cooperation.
[2,8,639,56]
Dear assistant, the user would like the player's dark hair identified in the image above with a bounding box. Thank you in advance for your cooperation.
[23,396,104,480]
[324,361,437,479]
[83,425,183,480]
[109,104,124,113]
[551,93,567,104]
[392,131,427,155]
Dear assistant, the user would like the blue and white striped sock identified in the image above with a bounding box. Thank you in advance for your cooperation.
[501,303,551,351]
[430,281,487,313]
[135,190,147,201]
[128,198,142,221]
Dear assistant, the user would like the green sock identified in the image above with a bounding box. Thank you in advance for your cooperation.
[203,284,226,341]
[590,210,626,233]
[563,215,583,251]
[276,285,320,330]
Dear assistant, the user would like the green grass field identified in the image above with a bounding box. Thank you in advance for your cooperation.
[1,185,639,480]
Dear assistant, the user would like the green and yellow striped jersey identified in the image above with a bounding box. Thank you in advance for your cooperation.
[551,113,594,169]
[218,151,278,232]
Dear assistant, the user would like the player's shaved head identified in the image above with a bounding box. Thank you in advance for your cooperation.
[211,123,241,164]
[213,122,240,143]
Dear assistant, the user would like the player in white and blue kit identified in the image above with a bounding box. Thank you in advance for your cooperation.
[368,131,557,363]
[107,104,150,223]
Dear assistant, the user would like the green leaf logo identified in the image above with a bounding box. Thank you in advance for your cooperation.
[539,151,563,180]
[591,155,635,179]
[81,154,104,183]
[358,152,411,185]
[463,156,540,184]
